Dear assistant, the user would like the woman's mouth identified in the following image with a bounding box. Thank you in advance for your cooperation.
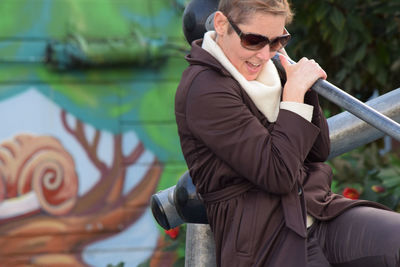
[246,61,262,73]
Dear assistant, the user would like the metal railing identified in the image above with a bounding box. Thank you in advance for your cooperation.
[328,88,400,158]
[271,55,400,142]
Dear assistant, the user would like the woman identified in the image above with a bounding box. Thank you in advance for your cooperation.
[175,0,400,266]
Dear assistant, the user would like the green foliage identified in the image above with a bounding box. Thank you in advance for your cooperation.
[106,262,124,267]
[289,0,400,113]
[165,226,186,267]
[329,143,400,211]
[138,225,186,267]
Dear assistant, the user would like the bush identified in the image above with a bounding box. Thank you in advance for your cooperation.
[329,143,400,211]
[288,0,400,113]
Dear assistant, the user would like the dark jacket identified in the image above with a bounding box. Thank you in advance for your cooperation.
[175,39,386,267]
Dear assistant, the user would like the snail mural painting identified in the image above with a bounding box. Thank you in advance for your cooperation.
[0,0,189,266]
[0,134,79,217]
[0,93,163,266]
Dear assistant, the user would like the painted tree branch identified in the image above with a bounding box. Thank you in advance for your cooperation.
[61,110,107,171]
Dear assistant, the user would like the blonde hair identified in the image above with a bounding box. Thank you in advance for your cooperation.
[218,0,293,31]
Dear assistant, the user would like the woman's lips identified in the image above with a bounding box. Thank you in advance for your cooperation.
[246,61,262,74]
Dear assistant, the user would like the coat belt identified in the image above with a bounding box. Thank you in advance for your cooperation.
[200,181,254,204]
[281,184,308,238]
[200,179,307,238]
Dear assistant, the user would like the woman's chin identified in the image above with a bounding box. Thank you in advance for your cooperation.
[244,72,259,81]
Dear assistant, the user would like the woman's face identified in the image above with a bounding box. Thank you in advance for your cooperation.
[215,12,286,81]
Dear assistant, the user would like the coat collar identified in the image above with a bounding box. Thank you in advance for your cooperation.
[186,39,233,78]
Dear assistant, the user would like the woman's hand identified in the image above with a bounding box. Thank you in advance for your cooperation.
[279,54,327,103]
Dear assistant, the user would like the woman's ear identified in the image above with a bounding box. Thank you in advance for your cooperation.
[213,11,228,36]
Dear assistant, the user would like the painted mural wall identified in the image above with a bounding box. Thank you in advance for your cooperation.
[0,0,189,266]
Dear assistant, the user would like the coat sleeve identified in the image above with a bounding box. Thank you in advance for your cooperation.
[185,71,321,194]
[304,90,330,162]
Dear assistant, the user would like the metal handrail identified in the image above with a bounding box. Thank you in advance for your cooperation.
[272,55,400,141]
[329,88,400,158]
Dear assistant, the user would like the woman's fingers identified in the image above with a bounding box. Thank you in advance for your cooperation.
[281,57,327,102]
[279,53,290,71]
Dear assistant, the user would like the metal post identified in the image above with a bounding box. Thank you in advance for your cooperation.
[185,224,217,267]
[185,88,400,267]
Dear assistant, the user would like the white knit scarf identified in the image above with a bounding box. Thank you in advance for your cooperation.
[202,31,282,122]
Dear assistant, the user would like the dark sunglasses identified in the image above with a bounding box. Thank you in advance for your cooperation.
[227,17,291,51]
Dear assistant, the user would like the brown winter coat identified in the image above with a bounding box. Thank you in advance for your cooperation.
[175,39,385,267]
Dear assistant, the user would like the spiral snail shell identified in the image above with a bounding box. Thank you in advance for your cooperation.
[0,134,78,216]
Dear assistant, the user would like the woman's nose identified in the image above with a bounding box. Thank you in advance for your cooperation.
[256,45,274,61]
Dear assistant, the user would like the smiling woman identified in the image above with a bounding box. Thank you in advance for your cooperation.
[213,11,288,81]
[175,0,400,266]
